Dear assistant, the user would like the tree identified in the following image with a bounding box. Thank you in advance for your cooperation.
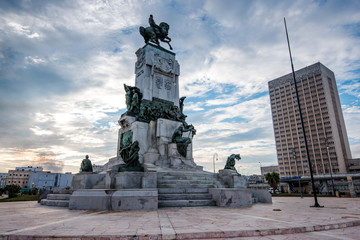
[265,172,280,193]
[4,184,21,198]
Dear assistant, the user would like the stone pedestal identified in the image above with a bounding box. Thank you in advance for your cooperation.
[143,120,160,168]
[71,173,106,190]
[135,43,180,105]
[168,143,197,169]
[250,189,272,203]
[69,189,158,211]
[69,190,112,210]
[209,188,252,207]
[111,189,158,211]
[114,172,157,189]
[218,169,247,188]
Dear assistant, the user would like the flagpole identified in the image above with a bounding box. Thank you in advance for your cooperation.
[284,17,322,207]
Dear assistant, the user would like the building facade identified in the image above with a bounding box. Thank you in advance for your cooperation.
[6,166,44,188]
[27,172,73,191]
[92,164,104,173]
[268,62,352,179]
[348,158,360,173]
[260,165,279,177]
[0,173,7,188]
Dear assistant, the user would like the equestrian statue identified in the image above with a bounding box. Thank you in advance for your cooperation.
[139,14,173,50]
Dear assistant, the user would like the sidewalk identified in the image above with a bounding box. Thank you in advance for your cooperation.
[0,197,359,239]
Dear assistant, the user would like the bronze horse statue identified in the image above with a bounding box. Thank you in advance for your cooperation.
[139,15,173,50]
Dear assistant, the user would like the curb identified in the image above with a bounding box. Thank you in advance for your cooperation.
[2,219,360,240]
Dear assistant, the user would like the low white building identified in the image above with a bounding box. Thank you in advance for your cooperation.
[27,172,73,191]
[0,173,7,188]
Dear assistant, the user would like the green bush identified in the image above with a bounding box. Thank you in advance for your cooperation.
[4,184,21,198]
[31,188,38,195]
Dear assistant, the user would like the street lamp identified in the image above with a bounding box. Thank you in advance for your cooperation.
[292,148,303,199]
[325,137,336,196]
[213,153,218,174]
[259,162,262,175]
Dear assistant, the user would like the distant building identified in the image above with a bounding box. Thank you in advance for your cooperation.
[15,166,43,172]
[0,173,7,188]
[348,158,360,173]
[92,164,104,173]
[246,174,264,184]
[6,166,44,188]
[27,172,73,191]
[260,165,279,177]
[268,62,352,179]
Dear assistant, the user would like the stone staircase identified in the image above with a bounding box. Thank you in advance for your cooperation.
[40,193,71,207]
[157,171,225,208]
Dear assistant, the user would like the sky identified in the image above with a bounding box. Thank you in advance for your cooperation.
[0,0,360,175]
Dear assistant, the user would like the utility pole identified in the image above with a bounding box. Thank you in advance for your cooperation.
[259,162,262,175]
[325,137,336,195]
[213,153,218,174]
[284,17,322,207]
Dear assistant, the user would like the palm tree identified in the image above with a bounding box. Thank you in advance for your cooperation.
[264,172,280,193]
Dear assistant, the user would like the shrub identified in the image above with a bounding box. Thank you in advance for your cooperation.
[5,185,21,198]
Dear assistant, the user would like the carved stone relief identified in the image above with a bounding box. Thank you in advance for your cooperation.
[154,53,174,74]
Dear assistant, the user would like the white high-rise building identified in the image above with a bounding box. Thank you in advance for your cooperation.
[268,62,352,179]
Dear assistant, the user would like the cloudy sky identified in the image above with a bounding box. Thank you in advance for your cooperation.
[0,0,360,175]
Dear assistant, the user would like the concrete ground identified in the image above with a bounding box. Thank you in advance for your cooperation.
[0,197,359,240]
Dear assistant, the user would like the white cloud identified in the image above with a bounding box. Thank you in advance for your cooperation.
[7,21,40,38]
[0,0,359,174]
[25,56,45,64]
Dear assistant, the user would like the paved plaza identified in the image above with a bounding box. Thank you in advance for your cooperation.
[0,197,359,239]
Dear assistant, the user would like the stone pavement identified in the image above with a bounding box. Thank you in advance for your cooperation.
[0,197,359,240]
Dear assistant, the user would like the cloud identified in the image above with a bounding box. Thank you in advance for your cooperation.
[0,0,359,174]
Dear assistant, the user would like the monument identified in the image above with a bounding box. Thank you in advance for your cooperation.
[58,15,271,211]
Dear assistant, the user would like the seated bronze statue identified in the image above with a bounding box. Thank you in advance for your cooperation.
[80,155,93,172]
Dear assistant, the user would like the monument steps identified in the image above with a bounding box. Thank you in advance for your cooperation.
[40,194,71,207]
[159,175,218,181]
[47,194,71,200]
[157,172,225,188]
[159,193,212,200]
[158,188,209,194]
[157,171,222,208]
[158,179,219,185]
[158,199,216,208]
[157,183,216,188]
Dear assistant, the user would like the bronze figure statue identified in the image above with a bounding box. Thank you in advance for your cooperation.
[119,140,143,172]
[179,96,186,113]
[124,84,142,114]
[80,155,93,172]
[139,15,173,50]
[172,126,192,158]
[224,154,241,174]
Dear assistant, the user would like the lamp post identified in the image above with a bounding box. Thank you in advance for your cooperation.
[284,17,322,207]
[259,162,262,175]
[325,137,336,196]
[292,147,303,199]
[213,153,218,174]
